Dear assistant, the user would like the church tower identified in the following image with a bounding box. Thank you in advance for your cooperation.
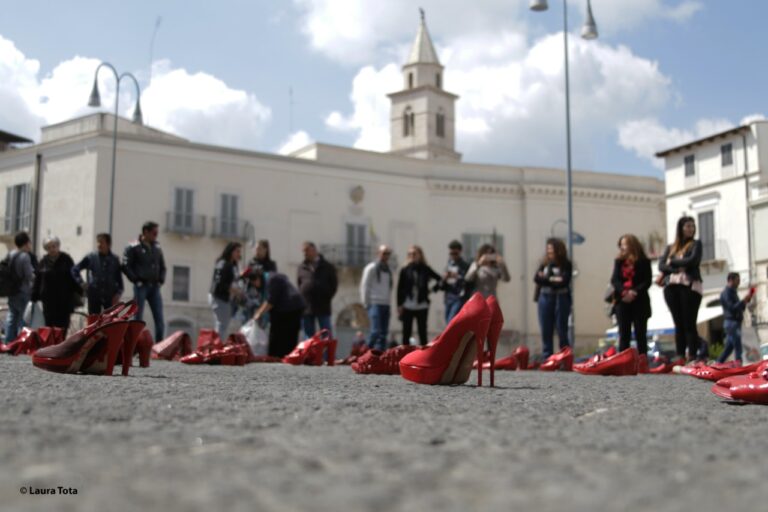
[388,10,461,161]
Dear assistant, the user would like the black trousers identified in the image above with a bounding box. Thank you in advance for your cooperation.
[401,308,429,346]
[663,284,702,358]
[87,290,114,315]
[268,309,303,358]
[615,301,648,355]
[42,300,72,335]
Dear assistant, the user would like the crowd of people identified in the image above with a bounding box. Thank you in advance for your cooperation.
[1,215,756,367]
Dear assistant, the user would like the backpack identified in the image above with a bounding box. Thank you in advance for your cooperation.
[0,252,22,297]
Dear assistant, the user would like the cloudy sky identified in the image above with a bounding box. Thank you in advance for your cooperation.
[1,0,766,177]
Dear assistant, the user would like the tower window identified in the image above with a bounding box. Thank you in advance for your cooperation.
[436,110,445,138]
[436,73,441,89]
[403,107,415,136]
[408,73,414,89]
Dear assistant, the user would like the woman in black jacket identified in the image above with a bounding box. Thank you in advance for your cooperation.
[209,242,242,339]
[33,236,78,333]
[397,245,441,346]
[658,216,703,362]
[534,238,573,359]
[611,234,652,371]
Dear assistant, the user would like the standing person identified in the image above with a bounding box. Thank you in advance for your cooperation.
[716,273,755,365]
[248,239,277,273]
[360,245,393,351]
[534,238,572,359]
[441,240,470,323]
[659,216,703,362]
[209,242,243,339]
[297,241,338,338]
[611,234,652,370]
[397,245,441,346]
[465,244,510,299]
[251,268,306,358]
[33,237,78,333]
[71,233,124,315]
[122,221,166,342]
[3,232,35,343]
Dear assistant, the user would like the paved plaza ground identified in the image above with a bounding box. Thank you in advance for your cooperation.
[1,356,766,512]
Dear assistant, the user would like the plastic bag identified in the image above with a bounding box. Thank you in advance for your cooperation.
[240,319,268,356]
[23,301,45,328]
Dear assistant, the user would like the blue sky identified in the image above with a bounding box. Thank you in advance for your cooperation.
[1,0,766,178]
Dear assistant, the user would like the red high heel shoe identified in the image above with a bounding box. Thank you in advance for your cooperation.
[481,295,504,387]
[574,347,638,376]
[512,345,529,370]
[33,321,130,375]
[540,346,573,372]
[151,331,192,361]
[399,292,491,386]
[83,321,145,375]
[283,330,336,366]
[135,329,153,367]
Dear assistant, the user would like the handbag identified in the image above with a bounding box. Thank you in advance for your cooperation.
[668,272,691,287]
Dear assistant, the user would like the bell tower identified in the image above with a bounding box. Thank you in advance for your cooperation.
[387,10,461,161]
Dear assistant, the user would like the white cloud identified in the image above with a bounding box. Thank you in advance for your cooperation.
[277,130,314,154]
[0,35,45,140]
[741,113,767,125]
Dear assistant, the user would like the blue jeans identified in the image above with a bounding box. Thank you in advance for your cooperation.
[209,294,234,340]
[302,314,332,339]
[134,283,164,342]
[445,299,463,324]
[718,319,743,363]
[367,304,391,351]
[5,292,30,343]
[538,292,571,359]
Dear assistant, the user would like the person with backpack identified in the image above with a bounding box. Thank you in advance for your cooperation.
[71,233,124,315]
[2,232,35,343]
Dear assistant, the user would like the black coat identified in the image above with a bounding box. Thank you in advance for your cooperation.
[611,258,652,319]
[397,263,442,308]
[33,252,77,309]
[122,237,167,285]
[296,255,338,316]
[658,240,702,284]
[210,259,238,302]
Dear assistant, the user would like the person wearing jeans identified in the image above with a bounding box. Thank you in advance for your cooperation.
[440,240,469,324]
[534,238,573,359]
[4,232,35,343]
[122,221,166,342]
[360,245,393,351]
[297,241,338,339]
[209,242,243,339]
[397,245,441,346]
[717,272,755,364]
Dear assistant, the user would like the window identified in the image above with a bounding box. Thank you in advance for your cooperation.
[219,193,238,237]
[172,266,191,302]
[4,183,31,234]
[684,155,695,177]
[461,233,504,262]
[436,73,442,89]
[436,109,445,138]
[408,73,414,89]
[698,211,715,261]
[173,188,194,231]
[403,107,415,136]
[721,143,733,167]
[346,223,368,266]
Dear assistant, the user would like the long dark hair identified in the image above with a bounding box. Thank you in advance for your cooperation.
[256,239,272,262]
[542,238,569,267]
[475,243,496,263]
[671,216,696,257]
[218,242,242,263]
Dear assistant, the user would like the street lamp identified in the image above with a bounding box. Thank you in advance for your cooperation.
[531,0,598,346]
[87,63,143,235]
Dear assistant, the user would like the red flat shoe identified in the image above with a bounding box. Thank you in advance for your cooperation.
[512,345,529,370]
[352,345,418,375]
[540,347,573,372]
[648,356,684,374]
[33,321,130,375]
[728,380,768,405]
[713,362,768,390]
[680,361,762,382]
[399,292,491,386]
[573,347,638,376]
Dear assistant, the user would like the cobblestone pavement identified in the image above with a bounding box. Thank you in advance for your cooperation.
[1,356,766,512]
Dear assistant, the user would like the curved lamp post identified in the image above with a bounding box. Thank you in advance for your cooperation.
[531,0,598,346]
[87,63,143,235]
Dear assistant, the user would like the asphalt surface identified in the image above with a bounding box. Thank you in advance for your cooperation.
[1,355,766,512]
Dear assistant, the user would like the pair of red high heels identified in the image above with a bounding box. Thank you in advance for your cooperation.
[710,361,768,404]
[352,344,417,375]
[283,329,337,366]
[398,292,503,386]
[0,326,65,356]
[32,302,145,376]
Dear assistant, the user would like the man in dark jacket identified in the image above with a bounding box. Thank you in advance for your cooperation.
[72,233,124,315]
[441,240,470,323]
[297,241,337,338]
[716,272,755,364]
[122,221,166,341]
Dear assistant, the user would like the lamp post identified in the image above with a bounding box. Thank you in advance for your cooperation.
[87,63,143,235]
[530,0,598,346]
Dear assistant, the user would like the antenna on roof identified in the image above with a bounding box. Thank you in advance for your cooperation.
[147,16,162,124]
[419,7,425,22]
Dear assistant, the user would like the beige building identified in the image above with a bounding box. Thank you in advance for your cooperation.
[0,18,665,353]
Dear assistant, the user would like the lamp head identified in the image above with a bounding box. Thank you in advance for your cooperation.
[87,79,101,108]
[581,0,599,40]
[529,0,548,11]
[132,100,143,125]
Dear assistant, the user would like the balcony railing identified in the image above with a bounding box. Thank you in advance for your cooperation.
[210,217,254,242]
[320,244,372,268]
[0,213,32,237]
[165,211,206,237]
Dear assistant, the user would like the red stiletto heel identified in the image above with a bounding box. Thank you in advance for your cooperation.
[33,321,130,375]
[540,346,574,372]
[399,293,491,386]
[135,329,153,367]
[120,321,146,375]
[484,295,504,387]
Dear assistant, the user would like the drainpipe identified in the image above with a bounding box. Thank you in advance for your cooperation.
[742,132,754,282]
[32,153,42,250]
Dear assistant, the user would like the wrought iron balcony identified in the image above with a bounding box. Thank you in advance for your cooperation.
[320,244,372,268]
[210,217,254,242]
[165,211,206,237]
